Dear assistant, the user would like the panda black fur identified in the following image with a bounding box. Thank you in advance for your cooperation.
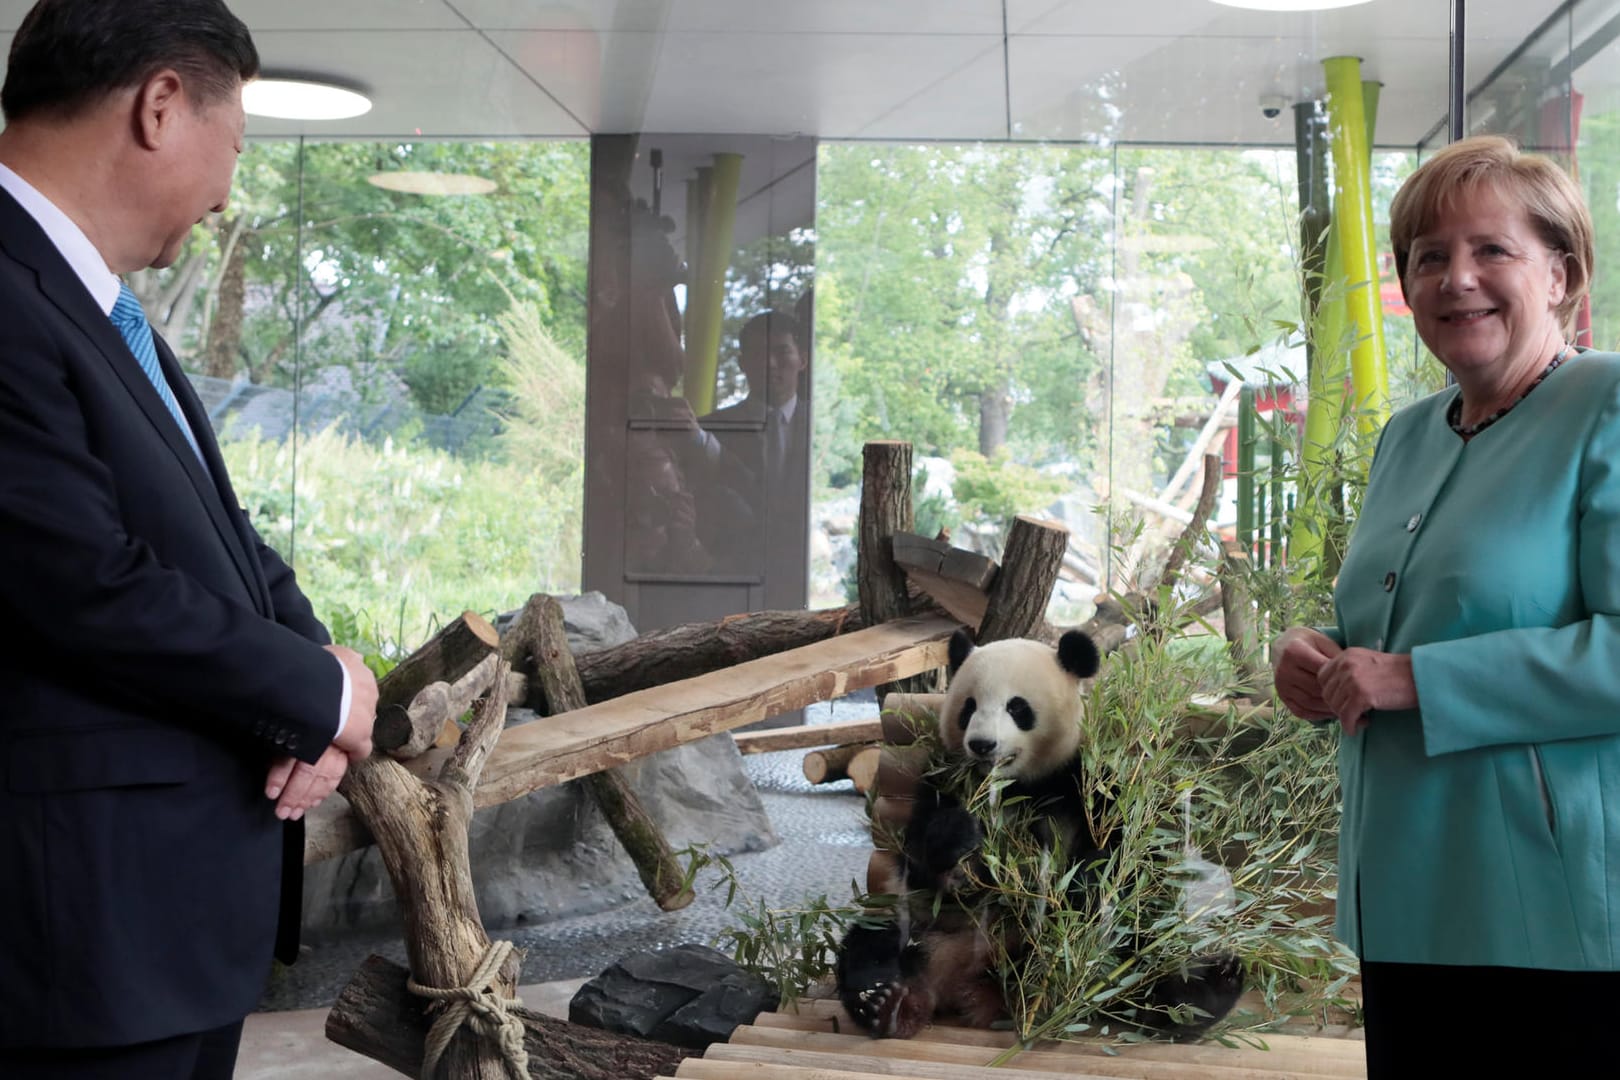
[835,627,1244,1041]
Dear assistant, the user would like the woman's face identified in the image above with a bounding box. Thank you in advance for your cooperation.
[1404,183,1568,381]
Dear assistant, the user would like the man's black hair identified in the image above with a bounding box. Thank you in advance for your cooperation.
[2,0,259,122]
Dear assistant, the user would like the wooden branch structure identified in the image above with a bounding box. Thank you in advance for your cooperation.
[510,594,693,912]
[890,532,997,631]
[329,613,701,1077]
[305,613,961,863]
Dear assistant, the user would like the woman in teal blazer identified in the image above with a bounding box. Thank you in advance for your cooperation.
[1273,135,1619,1074]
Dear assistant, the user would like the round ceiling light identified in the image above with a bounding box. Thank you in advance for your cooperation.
[366,172,499,197]
[244,77,372,121]
[1210,0,1374,9]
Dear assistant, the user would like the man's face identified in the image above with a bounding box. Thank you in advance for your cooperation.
[152,80,244,269]
[759,330,803,406]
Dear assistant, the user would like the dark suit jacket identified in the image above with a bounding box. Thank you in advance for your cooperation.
[0,187,342,1049]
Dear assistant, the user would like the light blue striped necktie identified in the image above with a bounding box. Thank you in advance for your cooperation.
[109,282,202,461]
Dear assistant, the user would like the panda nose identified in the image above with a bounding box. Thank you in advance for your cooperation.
[968,737,997,758]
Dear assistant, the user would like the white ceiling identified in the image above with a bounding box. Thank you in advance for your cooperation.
[0,0,1586,145]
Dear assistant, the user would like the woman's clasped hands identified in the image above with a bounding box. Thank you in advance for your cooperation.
[1271,626,1418,736]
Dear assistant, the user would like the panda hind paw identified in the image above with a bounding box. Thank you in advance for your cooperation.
[843,980,934,1039]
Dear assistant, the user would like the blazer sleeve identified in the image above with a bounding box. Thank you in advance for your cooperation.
[0,295,339,763]
[1413,378,1620,756]
[243,510,331,645]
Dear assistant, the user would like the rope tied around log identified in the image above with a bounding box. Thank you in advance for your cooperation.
[407,939,530,1079]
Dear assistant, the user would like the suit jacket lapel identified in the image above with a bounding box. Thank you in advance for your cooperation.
[0,190,267,611]
[154,334,271,610]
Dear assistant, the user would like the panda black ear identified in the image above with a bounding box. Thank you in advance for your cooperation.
[1057,630,1100,678]
[948,627,975,675]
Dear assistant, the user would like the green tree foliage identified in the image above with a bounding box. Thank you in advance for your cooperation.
[143,140,590,420]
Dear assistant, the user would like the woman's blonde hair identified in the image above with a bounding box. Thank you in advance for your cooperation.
[1388,134,1593,336]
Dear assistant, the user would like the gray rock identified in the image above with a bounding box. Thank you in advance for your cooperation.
[569,944,776,1048]
[302,593,779,940]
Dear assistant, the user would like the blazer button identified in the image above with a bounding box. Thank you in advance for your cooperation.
[286,735,299,752]
[1383,571,1396,591]
[1406,513,1422,532]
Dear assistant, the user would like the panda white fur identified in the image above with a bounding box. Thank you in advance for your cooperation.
[835,626,1243,1040]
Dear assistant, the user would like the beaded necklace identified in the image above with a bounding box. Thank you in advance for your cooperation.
[1447,345,1573,440]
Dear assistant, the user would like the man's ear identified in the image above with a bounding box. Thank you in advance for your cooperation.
[133,69,186,151]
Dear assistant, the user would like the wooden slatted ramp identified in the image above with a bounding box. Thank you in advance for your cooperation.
[659,998,1365,1080]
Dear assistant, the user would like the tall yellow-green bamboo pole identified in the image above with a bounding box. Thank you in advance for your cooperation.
[1323,56,1389,440]
[681,153,742,415]
[1291,77,1383,569]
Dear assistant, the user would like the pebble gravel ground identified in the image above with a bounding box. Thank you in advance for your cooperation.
[258,695,880,1011]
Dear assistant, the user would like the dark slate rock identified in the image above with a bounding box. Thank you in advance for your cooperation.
[569,944,776,1048]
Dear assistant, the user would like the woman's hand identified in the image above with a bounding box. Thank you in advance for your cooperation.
[1271,626,1343,722]
[1318,649,1418,737]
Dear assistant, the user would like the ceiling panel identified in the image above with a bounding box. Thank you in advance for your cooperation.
[1010,0,1529,40]
[492,29,1002,137]
[1012,32,1450,145]
[453,0,1005,35]
[854,41,1010,141]
[242,30,586,138]
[225,0,465,31]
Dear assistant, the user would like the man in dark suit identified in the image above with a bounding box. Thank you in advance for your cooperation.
[0,2,379,1076]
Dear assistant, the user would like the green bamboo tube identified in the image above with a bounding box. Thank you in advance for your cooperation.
[1290,101,1337,570]
[681,153,743,415]
[1322,56,1390,441]
[1237,385,1256,560]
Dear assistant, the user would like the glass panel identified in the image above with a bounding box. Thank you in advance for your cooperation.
[188,138,591,650]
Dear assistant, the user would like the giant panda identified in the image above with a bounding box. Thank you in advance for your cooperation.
[835,626,1244,1041]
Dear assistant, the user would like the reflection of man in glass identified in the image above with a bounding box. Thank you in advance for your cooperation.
[702,310,808,488]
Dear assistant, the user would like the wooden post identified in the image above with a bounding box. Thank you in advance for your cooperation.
[372,612,502,750]
[858,440,940,698]
[511,594,694,912]
[334,650,519,1078]
[975,515,1069,644]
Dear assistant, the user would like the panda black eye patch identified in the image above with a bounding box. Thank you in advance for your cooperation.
[958,697,977,730]
[1007,696,1036,731]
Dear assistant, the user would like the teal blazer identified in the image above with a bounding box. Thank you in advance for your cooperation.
[1331,349,1620,970]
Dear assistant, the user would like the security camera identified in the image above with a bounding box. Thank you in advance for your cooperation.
[1260,94,1289,121]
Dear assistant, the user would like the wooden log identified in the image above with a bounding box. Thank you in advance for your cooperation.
[307,615,958,863]
[327,953,691,1080]
[877,692,942,746]
[869,794,913,830]
[382,652,503,760]
[975,515,1069,645]
[519,595,693,913]
[571,604,867,705]
[732,719,884,755]
[873,744,929,801]
[859,440,942,700]
[334,656,519,1078]
[372,611,501,749]
[802,742,877,786]
[892,531,997,631]
[866,848,903,895]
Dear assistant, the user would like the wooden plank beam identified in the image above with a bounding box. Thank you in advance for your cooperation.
[477,614,958,807]
[306,613,960,862]
[892,531,997,631]
[732,719,884,754]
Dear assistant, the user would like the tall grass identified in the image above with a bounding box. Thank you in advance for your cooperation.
[221,424,581,656]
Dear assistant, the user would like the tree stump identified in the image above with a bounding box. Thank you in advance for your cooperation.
[976,514,1069,644]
